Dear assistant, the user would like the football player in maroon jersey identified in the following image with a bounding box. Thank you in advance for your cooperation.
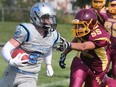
[104,0,116,79]
[84,0,107,25]
[58,9,113,87]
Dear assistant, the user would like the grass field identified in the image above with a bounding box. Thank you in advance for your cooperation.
[0,22,76,87]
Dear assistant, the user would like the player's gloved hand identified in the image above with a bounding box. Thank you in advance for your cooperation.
[59,53,66,69]
[57,37,71,51]
[9,53,29,67]
[57,41,71,51]
[46,64,54,76]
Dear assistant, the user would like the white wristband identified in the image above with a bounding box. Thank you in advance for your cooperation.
[1,41,15,62]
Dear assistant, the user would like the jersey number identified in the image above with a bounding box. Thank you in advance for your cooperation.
[104,21,116,36]
[104,21,116,30]
[91,29,102,37]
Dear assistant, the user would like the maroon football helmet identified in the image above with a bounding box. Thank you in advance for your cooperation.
[72,9,98,37]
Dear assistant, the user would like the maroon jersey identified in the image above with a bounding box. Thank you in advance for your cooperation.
[104,11,116,77]
[104,12,116,48]
[78,24,110,75]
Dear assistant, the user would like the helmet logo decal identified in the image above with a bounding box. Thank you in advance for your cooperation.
[33,6,40,12]
[85,14,89,18]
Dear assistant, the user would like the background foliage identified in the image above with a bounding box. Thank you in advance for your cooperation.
[0,0,109,23]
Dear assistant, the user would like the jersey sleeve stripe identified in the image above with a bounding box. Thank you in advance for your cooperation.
[19,24,30,42]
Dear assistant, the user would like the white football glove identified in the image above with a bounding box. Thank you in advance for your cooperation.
[46,65,54,76]
[9,53,29,67]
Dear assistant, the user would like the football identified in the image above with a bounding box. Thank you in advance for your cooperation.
[11,48,29,64]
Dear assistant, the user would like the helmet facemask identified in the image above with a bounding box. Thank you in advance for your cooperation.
[40,14,57,32]
[72,19,98,37]
[92,0,106,9]
[108,1,116,15]
[72,19,91,37]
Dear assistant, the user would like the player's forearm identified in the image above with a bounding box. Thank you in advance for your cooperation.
[44,48,52,65]
[62,48,72,56]
[70,41,95,51]
[1,41,15,62]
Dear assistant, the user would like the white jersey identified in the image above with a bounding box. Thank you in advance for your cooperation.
[13,23,60,73]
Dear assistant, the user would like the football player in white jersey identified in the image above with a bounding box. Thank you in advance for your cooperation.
[0,2,62,87]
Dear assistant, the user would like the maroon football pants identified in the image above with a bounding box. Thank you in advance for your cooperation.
[69,56,109,87]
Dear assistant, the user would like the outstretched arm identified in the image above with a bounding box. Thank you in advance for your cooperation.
[59,37,95,69]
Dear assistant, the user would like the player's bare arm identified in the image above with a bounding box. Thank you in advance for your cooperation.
[9,38,20,47]
[70,41,95,51]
